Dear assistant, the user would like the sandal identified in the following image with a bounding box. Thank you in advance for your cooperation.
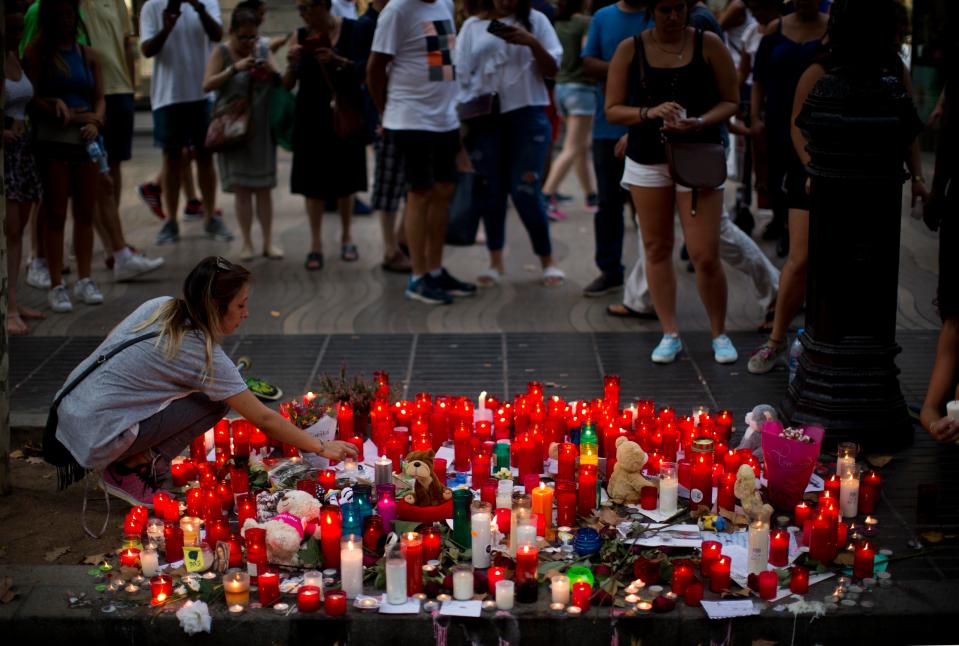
[7,313,28,336]
[477,267,502,288]
[341,243,359,262]
[381,250,412,273]
[542,266,565,287]
[606,303,658,320]
[305,251,324,271]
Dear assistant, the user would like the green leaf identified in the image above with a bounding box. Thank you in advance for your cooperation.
[197,579,224,604]
[392,520,423,536]
[297,536,322,568]
[537,561,564,578]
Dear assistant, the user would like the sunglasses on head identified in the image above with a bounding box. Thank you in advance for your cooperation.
[215,257,233,272]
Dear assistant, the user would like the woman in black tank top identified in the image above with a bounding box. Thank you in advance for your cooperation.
[604,0,739,366]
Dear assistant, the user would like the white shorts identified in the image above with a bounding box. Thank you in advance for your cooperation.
[621,157,725,193]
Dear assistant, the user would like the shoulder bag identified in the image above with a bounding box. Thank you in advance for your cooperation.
[43,331,160,490]
[205,45,254,153]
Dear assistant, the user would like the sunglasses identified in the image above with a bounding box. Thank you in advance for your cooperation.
[215,256,233,272]
[656,3,687,15]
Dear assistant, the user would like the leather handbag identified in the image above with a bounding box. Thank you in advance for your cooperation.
[665,140,727,190]
[318,56,364,140]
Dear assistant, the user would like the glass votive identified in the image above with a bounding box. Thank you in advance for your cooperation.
[223,570,251,607]
[297,585,322,613]
[325,590,348,616]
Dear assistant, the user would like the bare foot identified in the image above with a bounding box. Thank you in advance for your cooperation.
[7,313,28,336]
[18,304,45,320]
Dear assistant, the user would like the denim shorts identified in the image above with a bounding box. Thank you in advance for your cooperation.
[555,83,597,117]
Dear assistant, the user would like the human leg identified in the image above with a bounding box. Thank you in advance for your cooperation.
[464,115,509,273]
[588,138,626,292]
[255,188,279,257]
[70,160,99,281]
[40,157,71,289]
[6,201,28,333]
[506,108,555,269]
[717,208,780,313]
[676,189,727,339]
[118,392,231,464]
[630,185,678,333]
[234,187,255,258]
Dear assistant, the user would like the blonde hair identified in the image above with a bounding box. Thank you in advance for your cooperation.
[136,257,251,381]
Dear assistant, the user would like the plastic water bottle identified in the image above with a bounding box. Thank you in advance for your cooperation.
[86,139,109,174]
[788,328,805,383]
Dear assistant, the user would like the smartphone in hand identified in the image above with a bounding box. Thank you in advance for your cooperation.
[166,0,182,14]
[487,19,513,39]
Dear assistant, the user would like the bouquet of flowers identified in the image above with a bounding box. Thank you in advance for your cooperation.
[282,397,328,430]
[761,420,824,510]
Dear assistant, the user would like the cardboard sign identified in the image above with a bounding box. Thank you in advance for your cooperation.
[183,546,207,573]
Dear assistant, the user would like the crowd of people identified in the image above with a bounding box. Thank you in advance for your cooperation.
[2,0,942,375]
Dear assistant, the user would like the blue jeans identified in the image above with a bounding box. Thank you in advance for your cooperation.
[463,106,553,257]
[592,137,627,279]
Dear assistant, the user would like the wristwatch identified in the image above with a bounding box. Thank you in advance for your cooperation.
[695,117,705,129]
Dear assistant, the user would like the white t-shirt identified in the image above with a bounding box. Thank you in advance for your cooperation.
[741,20,762,84]
[331,0,358,19]
[140,0,221,110]
[455,11,562,114]
[371,0,458,132]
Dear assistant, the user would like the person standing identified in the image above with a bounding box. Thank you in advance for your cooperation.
[368,0,476,304]
[580,0,653,297]
[140,0,234,245]
[204,7,280,261]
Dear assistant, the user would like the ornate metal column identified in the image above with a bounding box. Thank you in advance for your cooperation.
[781,69,918,452]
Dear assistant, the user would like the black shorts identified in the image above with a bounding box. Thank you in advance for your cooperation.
[388,128,459,191]
[153,100,211,152]
[103,93,134,163]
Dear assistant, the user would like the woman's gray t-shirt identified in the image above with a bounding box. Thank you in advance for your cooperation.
[56,297,248,469]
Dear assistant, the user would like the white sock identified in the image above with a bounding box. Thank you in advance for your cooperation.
[114,247,133,262]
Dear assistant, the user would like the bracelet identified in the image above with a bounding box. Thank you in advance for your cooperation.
[640,106,649,122]
[696,116,705,129]
[913,176,925,183]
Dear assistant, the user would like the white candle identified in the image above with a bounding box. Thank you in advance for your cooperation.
[385,556,407,604]
[550,575,570,605]
[747,519,770,575]
[836,442,857,479]
[496,480,513,510]
[658,462,678,515]
[180,517,201,547]
[452,566,474,600]
[947,401,959,420]
[140,548,159,577]
[303,570,324,593]
[471,510,492,568]
[509,509,531,557]
[495,580,514,610]
[514,522,537,552]
[340,537,364,599]
[479,391,487,410]
[840,468,860,518]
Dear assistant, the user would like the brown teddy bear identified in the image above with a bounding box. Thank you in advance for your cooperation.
[403,449,453,506]
[734,463,773,522]
[606,436,655,504]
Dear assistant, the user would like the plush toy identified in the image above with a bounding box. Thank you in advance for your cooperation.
[403,449,453,506]
[606,436,654,504]
[738,404,777,461]
[241,489,322,565]
[733,463,773,522]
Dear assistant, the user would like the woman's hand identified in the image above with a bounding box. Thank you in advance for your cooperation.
[911,178,929,205]
[287,43,302,67]
[614,133,628,159]
[929,416,959,444]
[497,25,536,48]
[662,117,704,133]
[648,101,684,124]
[750,117,764,138]
[70,109,103,128]
[53,98,71,125]
[234,55,256,72]
[80,123,99,141]
[317,439,359,461]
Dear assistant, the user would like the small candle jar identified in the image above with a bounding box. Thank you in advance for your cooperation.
[257,568,281,606]
[709,556,731,593]
[789,565,809,594]
[700,540,722,577]
[179,516,202,547]
[640,485,658,511]
[836,442,858,479]
[794,502,811,527]
[452,565,474,600]
[119,547,141,568]
[325,589,348,616]
[297,585,322,613]
[839,466,861,519]
[140,547,159,577]
[149,574,173,604]
[495,580,515,610]
[684,581,704,607]
[571,581,591,611]
[853,540,875,579]
[769,528,789,567]
[550,574,570,605]
[758,571,778,600]
[223,570,250,607]
[421,527,442,562]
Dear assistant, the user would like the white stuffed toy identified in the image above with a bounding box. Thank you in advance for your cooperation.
[738,404,778,461]
[241,489,322,565]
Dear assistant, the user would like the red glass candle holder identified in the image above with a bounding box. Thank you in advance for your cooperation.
[769,528,789,566]
[422,527,442,561]
[515,544,539,603]
[298,585,323,613]
[794,502,811,527]
[758,570,778,599]
[789,565,809,594]
[163,525,183,563]
[640,485,658,511]
[684,581,704,606]
[700,540,722,576]
[257,568,281,605]
[709,556,731,593]
[671,564,694,596]
[401,532,424,596]
[859,470,881,514]
[150,574,173,604]
[325,589,348,616]
[120,547,141,568]
[487,566,506,593]
[571,581,591,611]
[853,540,875,579]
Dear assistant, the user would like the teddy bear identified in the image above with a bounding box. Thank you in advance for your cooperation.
[737,404,778,462]
[733,463,773,522]
[402,449,452,506]
[241,489,322,565]
[606,436,655,504]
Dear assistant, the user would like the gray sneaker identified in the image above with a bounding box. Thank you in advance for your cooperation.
[155,219,180,245]
[48,283,73,313]
[114,252,165,282]
[26,259,52,290]
[73,277,104,305]
[204,217,235,242]
[747,341,786,374]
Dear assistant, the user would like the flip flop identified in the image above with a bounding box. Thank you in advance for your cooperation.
[477,267,502,287]
[606,304,658,320]
[341,243,359,262]
[305,251,324,271]
[542,266,565,287]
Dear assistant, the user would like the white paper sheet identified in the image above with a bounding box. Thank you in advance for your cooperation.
[439,600,483,617]
[700,599,758,619]
[627,523,702,547]
[379,597,422,614]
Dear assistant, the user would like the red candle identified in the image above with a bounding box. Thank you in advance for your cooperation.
[124,515,143,539]
[709,556,731,593]
[162,498,181,523]
[689,447,714,512]
[481,479,498,508]
[640,485,658,510]
[190,434,207,465]
[120,547,141,568]
[320,506,342,570]
[171,460,191,487]
[185,488,203,516]
[231,465,250,497]
[853,540,875,579]
[298,585,322,613]
[401,532,424,596]
[433,457,448,486]
[722,449,740,475]
[789,565,809,594]
[684,581,704,606]
[700,540,722,576]
[717,472,737,512]
[318,469,337,492]
[495,507,511,534]
[257,568,281,605]
[150,574,173,604]
[207,518,230,546]
[758,570,778,600]
[556,482,576,527]
[453,423,471,473]
[232,420,251,458]
[422,527,442,562]
[472,453,491,487]
[337,401,354,441]
[515,544,539,602]
[347,435,364,462]
[677,458,691,489]
[163,526,183,563]
[577,464,597,516]
[808,511,834,563]
[557,443,577,482]
[671,564,694,596]
[824,474,841,499]
[794,502,811,527]
[325,589,348,616]
[216,480,234,512]
[237,495,257,529]
[859,470,881,514]
[227,534,244,569]
[250,426,268,454]
[769,529,789,566]
[214,419,231,454]
[131,505,148,524]
[487,566,506,592]
[837,520,848,548]
[571,581,591,611]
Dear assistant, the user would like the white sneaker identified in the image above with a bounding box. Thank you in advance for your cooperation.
[26,259,52,290]
[73,278,104,305]
[114,252,164,282]
[48,283,73,313]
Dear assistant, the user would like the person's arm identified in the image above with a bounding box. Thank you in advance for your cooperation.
[496,17,560,79]
[604,37,683,126]
[367,51,392,115]
[141,7,178,58]
[920,320,959,443]
[22,45,69,122]
[901,66,928,202]
[658,31,737,134]
[580,12,606,81]
[928,88,946,127]
[790,63,825,166]
[184,0,222,43]
[84,46,106,137]
[226,390,360,459]
[203,45,243,93]
[718,0,745,32]
[269,32,292,54]
[282,30,301,91]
